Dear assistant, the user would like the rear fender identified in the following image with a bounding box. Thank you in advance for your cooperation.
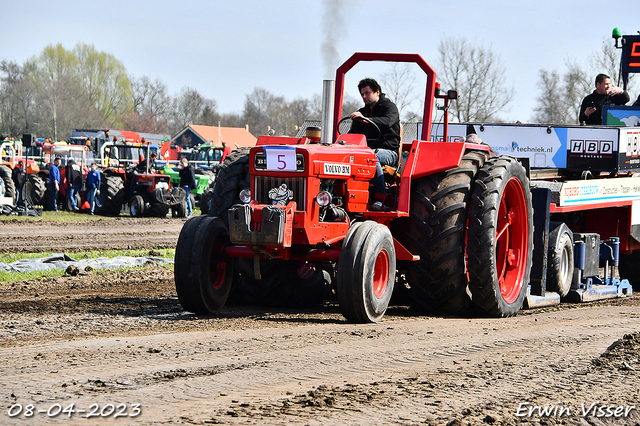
[397,142,491,212]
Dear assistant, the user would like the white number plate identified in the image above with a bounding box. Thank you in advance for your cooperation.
[264,147,297,171]
[323,163,351,176]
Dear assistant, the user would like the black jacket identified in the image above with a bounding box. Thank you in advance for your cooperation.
[349,93,401,151]
[65,162,83,188]
[12,167,26,190]
[179,165,197,190]
[579,90,630,125]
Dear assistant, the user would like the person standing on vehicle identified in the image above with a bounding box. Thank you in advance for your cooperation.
[220,141,232,163]
[579,74,630,125]
[86,163,101,215]
[48,157,61,212]
[65,159,82,212]
[11,160,26,206]
[179,157,196,217]
[348,78,401,211]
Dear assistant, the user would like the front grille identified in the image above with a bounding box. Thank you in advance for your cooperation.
[254,176,307,211]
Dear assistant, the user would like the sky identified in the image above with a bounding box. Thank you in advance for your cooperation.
[1,0,638,124]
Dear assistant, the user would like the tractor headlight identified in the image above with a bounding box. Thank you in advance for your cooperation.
[316,191,331,207]
[239,188,252,203]
[155,181,169,190]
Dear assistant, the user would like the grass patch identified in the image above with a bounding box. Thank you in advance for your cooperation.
[0,248,175,264]
[0,262,173,284]
[0,249,175,283]
[0,207,202,222]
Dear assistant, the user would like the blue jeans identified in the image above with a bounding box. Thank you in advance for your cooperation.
[181,185,192,215]
[48,184,58,211]
[69,185,80,210]
[87,185,98,212]
[372,149,398,196]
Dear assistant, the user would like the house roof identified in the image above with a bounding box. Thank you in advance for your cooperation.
[174,124,257,148]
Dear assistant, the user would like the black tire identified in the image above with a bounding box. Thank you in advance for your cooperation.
[619,251,640,291]
[0,165,15,200]
[209,147,251,224]
[467,156,533,317]
[546,222,574,298]
[236,259,329,308]
[337,221,395,323]
[28,174,47,206]
[65,191,81,212]
[194,217,236,312]
[199,189,213,215]
[96,175,124,216]
[175,215,208,314]
[172,201,186,218]
[400,151,488,315]
[129,194,145,217]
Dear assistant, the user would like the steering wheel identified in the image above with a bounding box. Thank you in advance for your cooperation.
[337,116,382,144]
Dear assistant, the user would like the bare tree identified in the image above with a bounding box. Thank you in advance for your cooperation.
[532,70,566,123]
[437,36,514,122]
[243,87,285,136]
[380,63,420,120]
[167,87,218,134]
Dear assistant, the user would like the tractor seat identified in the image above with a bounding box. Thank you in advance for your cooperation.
[382,122,404,177]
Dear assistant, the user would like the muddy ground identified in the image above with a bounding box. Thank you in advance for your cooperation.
[1,218,640,425]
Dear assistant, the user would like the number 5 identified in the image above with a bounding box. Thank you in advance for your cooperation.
[278,154,287,170]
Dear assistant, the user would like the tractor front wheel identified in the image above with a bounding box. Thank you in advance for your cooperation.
[467,157,533,317]
[129,195,145,217]
[337,221,395,323]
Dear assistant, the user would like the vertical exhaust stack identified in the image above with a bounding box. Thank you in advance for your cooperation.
[320,79,335,145]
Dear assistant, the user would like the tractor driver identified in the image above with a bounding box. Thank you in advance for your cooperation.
[348,78,401,211]
[136,152,157,174]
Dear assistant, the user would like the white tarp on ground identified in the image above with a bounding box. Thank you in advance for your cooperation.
[0,253,173,273]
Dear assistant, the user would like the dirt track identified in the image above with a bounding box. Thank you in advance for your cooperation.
[1,218,640,425]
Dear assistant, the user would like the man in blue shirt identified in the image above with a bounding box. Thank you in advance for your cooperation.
[48,157,61,212]
[86,163,101,215]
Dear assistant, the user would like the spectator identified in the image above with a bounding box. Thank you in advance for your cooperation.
[179,157,196,217]
[48,157,61,212]
[221,141,232,163]
[348,77,401,211]
[11,160,26,206]
[86,163,101,215]
[579,74,630,125]
[65,159,82,212]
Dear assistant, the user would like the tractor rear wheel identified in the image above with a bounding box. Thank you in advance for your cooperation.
[401,151,488,315]
[546,222,573,298]
[129,195,145,217]
[209,148,250,224]
[467,156,533,317]
[337,221,395,323]
[95,175,124,216]
[28,174,47,206]
[0,166,15,200]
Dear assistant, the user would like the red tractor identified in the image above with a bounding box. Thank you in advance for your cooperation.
[101,141,187,217]
[175,53,533,322]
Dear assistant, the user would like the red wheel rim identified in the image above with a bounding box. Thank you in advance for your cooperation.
[373,250,389,298]
[495,177,529,304]
[208,233,228,290]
